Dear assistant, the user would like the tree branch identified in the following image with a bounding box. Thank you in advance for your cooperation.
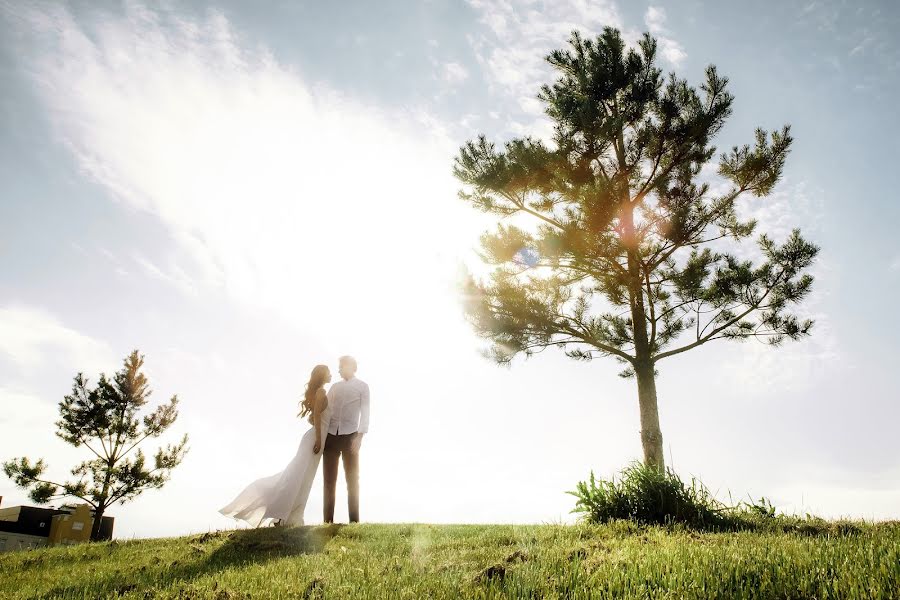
[501,192,565,231]
[632,138,667,204]
[645,267,657,348]
[17,474,98,508]
[77,437,107,462]
[654,271,784,362]
[645,186,749,271]
[557,315,636,363]
[116,432,153,462]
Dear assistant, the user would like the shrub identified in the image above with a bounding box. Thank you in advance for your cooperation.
[570,464,876,535]
[568,463,729,529]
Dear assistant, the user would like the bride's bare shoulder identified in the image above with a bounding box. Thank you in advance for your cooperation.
[316,387,328,407]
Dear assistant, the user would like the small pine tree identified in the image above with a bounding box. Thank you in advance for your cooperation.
[453,28,819,469]
[3,350,188,540]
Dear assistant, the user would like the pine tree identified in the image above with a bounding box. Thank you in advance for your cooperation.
[454,28,819,469]
[3,350,188,540]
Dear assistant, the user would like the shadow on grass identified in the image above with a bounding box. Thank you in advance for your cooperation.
[33,524,345,599]
[207,523,344,562]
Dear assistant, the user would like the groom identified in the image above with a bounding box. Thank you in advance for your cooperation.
[323,355,370,523]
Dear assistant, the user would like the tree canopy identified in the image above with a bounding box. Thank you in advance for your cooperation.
[454,28,819,468]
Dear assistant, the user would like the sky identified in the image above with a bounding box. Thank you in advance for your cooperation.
[1,0,898,539]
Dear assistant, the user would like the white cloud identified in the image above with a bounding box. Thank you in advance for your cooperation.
[849,34,874,57]
[662,46,688,66]
[644,6,687,66]
[644,6,666,31]
[739,179,824,242]
[441,61,469,84]
[890,256,900,272]
[132,254,198,297]
[12,3,479,348]
[799,0,840,33]
[0,387,57,426]
[466,2,687,138]
[695,164,824,253]
[467,0,624,139]
[0,305,114,373]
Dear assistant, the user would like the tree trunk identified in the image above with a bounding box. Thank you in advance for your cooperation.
[619,201,665,471]
[635,361,664,470]
[90,505,105,541]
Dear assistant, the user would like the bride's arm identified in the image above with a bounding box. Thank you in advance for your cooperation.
[313,388,327,454]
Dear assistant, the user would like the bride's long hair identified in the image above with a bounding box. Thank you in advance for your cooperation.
[298,364,329,419]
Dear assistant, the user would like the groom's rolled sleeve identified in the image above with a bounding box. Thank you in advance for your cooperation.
[358,382,370,434]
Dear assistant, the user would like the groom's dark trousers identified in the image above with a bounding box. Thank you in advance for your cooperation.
[323,432,360,523]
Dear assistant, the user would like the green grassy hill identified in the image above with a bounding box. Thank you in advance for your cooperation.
[1,522,898,599]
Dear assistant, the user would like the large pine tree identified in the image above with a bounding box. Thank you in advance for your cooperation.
[454,28,819,469]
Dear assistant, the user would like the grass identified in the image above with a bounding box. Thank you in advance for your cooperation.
[0,521,897,599]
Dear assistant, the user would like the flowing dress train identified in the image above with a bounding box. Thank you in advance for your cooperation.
[219,404,331,527]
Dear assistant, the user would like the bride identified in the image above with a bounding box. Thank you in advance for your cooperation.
[219,364,332,527]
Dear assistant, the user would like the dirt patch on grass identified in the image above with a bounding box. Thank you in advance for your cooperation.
[505,549,529,563]
[474,563,507,584]
[302,576,325,599]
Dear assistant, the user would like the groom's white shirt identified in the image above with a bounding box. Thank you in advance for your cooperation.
[326,376,370,435]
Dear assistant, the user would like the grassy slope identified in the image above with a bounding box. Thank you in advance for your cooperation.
[0,522,898,599]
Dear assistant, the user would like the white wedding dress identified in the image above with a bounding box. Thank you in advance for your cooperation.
[219,403,331,527]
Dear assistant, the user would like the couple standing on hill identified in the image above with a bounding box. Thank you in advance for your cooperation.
[219,356,370,526]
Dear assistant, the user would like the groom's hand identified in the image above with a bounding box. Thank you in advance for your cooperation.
[350,433,364,453]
